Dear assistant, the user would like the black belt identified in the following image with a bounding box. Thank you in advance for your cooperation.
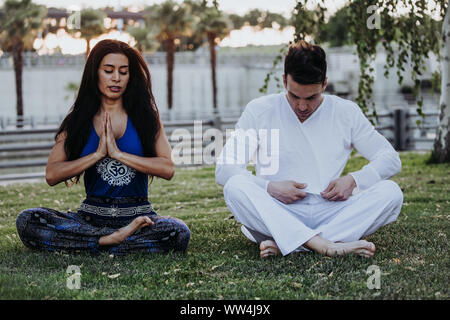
[79,196,154,219]
[85,195,149,204]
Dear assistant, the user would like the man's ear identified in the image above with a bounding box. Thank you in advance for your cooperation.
[283,74,287,89]
[322,77,328,92]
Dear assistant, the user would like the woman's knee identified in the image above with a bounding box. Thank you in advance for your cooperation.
[176,223,191,252]
[167,218,190,252]
[16,208,45,249]
[16,208,35,237]
[154,215,191,252]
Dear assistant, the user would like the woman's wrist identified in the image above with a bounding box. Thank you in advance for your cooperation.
[112,150,125,162]
[93,151,105,162]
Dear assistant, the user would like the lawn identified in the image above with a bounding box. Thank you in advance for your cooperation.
[0,152,448,300]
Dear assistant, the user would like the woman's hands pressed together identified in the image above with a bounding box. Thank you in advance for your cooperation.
[95,112,108,159]
[95,112,123,160]
[105,112,123,160]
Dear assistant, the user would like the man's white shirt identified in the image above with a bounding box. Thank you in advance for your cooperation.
[216,92,401,194]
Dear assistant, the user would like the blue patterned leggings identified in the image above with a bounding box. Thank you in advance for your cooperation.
[16,208,190,255]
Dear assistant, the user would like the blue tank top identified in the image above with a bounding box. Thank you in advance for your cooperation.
[80,117,148,198]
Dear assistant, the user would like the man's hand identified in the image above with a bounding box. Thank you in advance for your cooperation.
[267,180,307,204]
[320,175,356,201]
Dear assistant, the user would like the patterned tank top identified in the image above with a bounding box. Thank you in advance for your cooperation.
[80,116,148,198]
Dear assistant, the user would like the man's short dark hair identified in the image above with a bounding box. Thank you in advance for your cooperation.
[284,40,327,85]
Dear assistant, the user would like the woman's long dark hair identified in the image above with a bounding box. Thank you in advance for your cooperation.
[56,39,160,184]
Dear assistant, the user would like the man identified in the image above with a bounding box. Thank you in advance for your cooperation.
[215,40,403,258]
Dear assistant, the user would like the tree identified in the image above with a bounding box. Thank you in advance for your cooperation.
[0,0,47,126]
[433,4,449,162]
[228,13,246,30]
[264,0,449,163]
[261,11,289,29]
[227,9,289,31]
[259,2,325,94]
[68,8,105,59]
[319,5,351,47]
[128,25,160,53]
[343,0,448,162]
[145,1,192,110]
[188,0,230,111]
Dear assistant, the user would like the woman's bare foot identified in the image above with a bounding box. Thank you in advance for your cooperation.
[259,240,281,258]
[305,236,376,258]
[99,216,154,246]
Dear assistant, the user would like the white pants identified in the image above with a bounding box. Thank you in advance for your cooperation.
[223,175,403,256]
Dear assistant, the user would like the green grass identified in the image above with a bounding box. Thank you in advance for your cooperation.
[0,152,448,300]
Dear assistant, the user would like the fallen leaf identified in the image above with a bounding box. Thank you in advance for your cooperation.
[393,258,400,264]
[107,273,120,279]
[210,262,225,271]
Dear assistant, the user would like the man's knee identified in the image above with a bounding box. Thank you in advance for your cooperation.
[377,180,403,206]
[223,175,253,203]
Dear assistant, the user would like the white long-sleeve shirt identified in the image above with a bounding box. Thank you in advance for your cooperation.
[216,93,401,194]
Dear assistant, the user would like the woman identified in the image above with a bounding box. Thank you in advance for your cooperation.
[16,39,190,255]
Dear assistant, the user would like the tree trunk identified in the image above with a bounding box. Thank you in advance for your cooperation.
[12,39,24,128]
[207,32,218,111]
[165,38,175,110]
[432,6,450,163]
[86,38,91,59]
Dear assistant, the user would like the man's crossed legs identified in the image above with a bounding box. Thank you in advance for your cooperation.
[223,175,403,258]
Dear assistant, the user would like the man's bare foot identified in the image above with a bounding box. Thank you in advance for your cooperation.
[259,240,281,258]
[326,240,376,258]
[305,235,376,258]
[99,216,154,246]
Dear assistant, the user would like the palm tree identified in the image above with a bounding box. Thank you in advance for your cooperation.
[145,1,192,110]
[68,8,105,59]
[189,1,229,111]
[128,25,159,53]
[0,0,46,126]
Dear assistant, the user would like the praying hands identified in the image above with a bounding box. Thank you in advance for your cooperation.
[95,112,123,160]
